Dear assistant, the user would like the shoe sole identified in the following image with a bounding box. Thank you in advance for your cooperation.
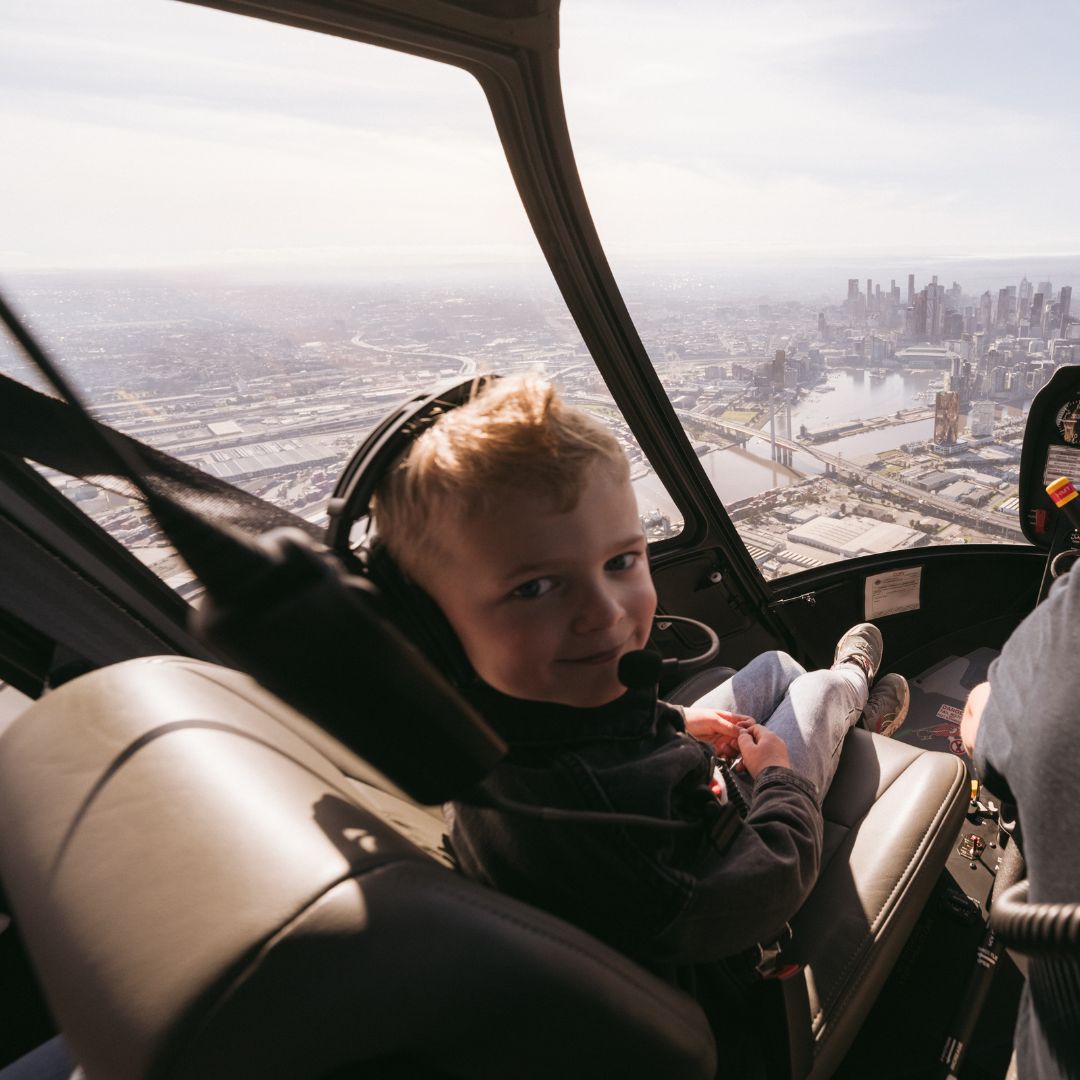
[865,675,910,737]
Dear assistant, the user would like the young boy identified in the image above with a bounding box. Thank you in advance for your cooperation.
[373,373,908,1050]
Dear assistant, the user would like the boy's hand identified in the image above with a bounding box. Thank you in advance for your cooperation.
[683,707,755,759]
[736,723,791,778]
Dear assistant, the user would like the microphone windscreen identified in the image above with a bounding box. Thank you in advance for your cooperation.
[617,649,663,690]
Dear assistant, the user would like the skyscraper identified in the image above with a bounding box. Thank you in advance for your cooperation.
[914,289,928,338]
[1060,286,1072,336]
[927,282,945,341]
[934,391,960,446]
[907,274,915,306]
[847,278,859,322]
[1031,292,1045,330]
[996,288,1010,329]
[1019,276,1033,319]
[947,281,963,312]
[970,400,995,438]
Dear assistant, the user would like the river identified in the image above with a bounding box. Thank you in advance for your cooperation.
[633,368,1028,520]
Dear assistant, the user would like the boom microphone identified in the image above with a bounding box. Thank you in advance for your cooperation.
[618,615,720,690]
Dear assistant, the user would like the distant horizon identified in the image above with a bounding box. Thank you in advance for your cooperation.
[4,250,1079,306]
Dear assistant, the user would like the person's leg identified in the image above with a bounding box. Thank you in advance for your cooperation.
[691,649,806,727]
[692,625,884,798]
[758,623,889,796]
[754,664,868,798]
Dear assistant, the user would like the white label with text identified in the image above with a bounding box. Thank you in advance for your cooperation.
[864,566,922,619]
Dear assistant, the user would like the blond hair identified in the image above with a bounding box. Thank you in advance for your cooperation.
[373,373,629,581]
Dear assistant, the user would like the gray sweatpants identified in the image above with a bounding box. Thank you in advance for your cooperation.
[692,650,868,799]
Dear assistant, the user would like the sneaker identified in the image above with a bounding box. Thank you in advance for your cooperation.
[832,622,883,682]
[861,673,910,737]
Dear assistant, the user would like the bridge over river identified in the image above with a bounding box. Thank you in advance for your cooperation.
[676,409,1026,542]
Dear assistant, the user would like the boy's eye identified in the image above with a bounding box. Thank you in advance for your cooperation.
[510,577,555,599]
[605,552,640,573]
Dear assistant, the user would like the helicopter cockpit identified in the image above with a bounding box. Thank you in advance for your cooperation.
[1,1,1079,1078]
[0,334,1078,1080]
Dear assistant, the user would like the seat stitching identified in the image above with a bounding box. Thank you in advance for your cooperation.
[810,758,964,1029]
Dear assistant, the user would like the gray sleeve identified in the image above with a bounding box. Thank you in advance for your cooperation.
[975,567,1080,797]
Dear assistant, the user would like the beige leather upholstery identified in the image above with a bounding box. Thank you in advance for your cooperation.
[797,728,968,1078]
[668,667,970,1078]
[0,656,967,1079]
[0,657,717,1080]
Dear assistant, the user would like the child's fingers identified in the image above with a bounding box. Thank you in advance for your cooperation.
[685,713,741,746]
[714,710,756,728]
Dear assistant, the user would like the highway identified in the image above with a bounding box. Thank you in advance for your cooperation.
[350,336,477,375]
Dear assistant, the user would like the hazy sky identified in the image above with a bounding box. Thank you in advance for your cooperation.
[2,0,1079,274]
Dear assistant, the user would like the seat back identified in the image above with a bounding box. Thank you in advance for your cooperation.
[670,664,970,1080]
[0,657,717,1080]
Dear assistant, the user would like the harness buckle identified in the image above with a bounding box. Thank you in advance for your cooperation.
[754,923,801,979]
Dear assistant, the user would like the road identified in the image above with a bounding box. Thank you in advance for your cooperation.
[350,336,476,375]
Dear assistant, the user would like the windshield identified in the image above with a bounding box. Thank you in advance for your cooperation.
[0,0,684,601]
[561,1,1076,579]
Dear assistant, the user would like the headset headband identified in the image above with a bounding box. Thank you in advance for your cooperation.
[325,374,496,553]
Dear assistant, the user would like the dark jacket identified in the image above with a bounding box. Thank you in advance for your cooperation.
[448,684,824,994]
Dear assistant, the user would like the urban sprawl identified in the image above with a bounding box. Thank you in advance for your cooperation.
[4,269,1071,588]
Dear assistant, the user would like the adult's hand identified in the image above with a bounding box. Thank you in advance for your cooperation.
[961,681,991,756]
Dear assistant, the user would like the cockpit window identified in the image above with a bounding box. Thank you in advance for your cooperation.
[0,0,682,601]
[560,1,1066,580]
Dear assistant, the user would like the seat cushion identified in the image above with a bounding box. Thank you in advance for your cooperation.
[796,728,968,1079]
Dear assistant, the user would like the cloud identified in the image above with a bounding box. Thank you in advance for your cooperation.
[2,0,1079,269]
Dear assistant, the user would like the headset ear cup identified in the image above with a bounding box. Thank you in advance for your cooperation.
[365,543,475,687]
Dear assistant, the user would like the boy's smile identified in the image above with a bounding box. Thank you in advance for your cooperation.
[415,463,657,707]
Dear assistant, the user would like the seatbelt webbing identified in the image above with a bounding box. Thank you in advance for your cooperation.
[0,371,323,543]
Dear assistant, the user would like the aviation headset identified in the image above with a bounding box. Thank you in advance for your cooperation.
[325,375,491,686]
[324,373,721,689]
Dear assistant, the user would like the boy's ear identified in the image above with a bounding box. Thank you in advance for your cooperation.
[364,542,476,687]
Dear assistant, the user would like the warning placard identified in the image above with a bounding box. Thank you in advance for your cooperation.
[864,566,922,619]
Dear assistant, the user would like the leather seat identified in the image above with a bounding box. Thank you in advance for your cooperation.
[0,657,716,1080]
[668,667,970,1078]
[0,656,967,1079]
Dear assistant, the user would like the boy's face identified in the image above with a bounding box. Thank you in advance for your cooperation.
[416,463,657,707]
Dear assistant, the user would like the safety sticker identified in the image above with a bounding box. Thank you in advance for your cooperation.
[936,703,963,723]
[864,566,922,619]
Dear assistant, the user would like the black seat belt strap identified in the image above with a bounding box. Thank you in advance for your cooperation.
[0,371,323,543]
